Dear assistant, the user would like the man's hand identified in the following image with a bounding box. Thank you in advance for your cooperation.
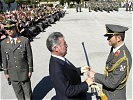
[81,66,89,73]
[86,77,94,86]
[88,70,95,79]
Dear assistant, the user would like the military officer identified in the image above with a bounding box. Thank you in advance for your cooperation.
[87,1,91,12]
[1,20,33,100]
[125,2,129,11]
[88,24,132,100]
[75,2,79,12]
[75,1,82,12]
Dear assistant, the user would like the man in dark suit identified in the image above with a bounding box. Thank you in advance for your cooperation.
[46,32,94,100]
[88,24,132,100]
[1,20,33,100]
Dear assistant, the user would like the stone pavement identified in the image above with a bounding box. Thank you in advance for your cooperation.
[0,8,132,100]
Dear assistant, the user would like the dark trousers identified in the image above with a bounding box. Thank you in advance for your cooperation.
[11,79,32,100]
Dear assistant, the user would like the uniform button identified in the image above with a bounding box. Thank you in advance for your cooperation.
[16,66,18,67]
[14,57,16,58]
[15,61,16,62]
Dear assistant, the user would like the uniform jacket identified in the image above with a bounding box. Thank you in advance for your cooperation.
[1,36,33,81]
[94,44,132,100]
[49,56,88,100]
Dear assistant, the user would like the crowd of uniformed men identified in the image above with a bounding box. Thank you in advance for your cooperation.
[0,4,65,42]
[86,1,120,12]
[84,1,133,13]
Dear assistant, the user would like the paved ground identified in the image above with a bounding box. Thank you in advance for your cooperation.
[0,8,132,100]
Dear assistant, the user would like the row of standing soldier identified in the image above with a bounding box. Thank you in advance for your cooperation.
[125,1,133,11]
[87,1,120,13]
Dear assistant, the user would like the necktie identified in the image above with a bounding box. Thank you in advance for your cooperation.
[12,39,15,47]
[65,58,70,65]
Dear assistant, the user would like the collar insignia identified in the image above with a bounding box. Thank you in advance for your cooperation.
[17,37,21,43]
[115,50,120,57]
[6,39,10,44]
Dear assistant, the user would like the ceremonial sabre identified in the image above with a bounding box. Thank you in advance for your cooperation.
[82,42,90,67]
[81,42,107,99]
[82,42,95,92]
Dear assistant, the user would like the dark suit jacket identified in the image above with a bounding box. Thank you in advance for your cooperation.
[49,56,88,100]
[1,36,33,81]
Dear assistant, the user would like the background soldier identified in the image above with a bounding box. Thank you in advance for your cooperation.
[76,2,79,12]
[107,3,110,13]
[79,2,82,12]
[1,20,33,100]
[88,1,91,12]
[125,1,129,11]
[75,0,82,12]
[0,15,6,71]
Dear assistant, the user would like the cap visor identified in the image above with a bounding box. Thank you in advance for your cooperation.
[4,26,15,30]
[104,34,109,37]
